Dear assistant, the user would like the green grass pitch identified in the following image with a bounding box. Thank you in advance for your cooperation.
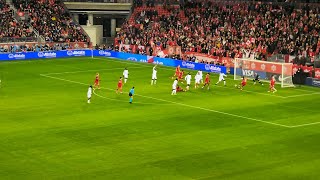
[0,57,320,179]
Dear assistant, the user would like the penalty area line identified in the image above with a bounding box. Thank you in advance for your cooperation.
[283,92,320,98]
[289,121,320,128]
[214,84,287,99]
[136,94,291,128]
[40,73,291,128]
[93,89,173,105]
[94,57,288,99]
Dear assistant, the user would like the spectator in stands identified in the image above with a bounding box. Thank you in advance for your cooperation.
[12,0,88,43]
[0,0,35,40]
[116,0,320,64]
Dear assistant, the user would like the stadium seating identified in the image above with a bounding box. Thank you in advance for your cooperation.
[12,0,88,43]
[0,0,34,40]
[117,1,320,62]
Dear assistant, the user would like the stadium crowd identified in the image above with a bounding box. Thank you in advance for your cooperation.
[12,0,88,42]
[0,0,34,39]
[0,43,73,53]
[117,1,320,62]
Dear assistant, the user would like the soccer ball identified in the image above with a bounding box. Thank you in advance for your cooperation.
[234,84,237,87]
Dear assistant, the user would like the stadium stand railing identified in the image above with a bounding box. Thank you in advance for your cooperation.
[0,41,91,53]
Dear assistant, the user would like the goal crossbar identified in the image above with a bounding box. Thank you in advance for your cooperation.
[234,58,295,88]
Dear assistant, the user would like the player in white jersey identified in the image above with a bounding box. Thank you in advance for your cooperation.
[151,65,157,85]
[123,68,129,83]
[198,70,203,83]
[184,72,192,90]
[171,78,178,95]
[215,72,227,86]
[87,85,92,103]
[195,72,201,89]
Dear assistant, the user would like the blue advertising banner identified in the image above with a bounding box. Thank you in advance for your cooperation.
[0,50,226,74]
[116,52,147,62]
[93,50,115,57]
[1,52,27,60]
[305,77,320,88]
[230,68,267,79]
[0,50,93,61]
[153,57,226,74]
[177,60,226,74]
[153,57,176,67]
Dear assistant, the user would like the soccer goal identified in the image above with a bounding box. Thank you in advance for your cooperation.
[234,58,295,88]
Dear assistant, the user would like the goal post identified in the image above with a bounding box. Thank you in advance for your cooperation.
[234,58,295,88]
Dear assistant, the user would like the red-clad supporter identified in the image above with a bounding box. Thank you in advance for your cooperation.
[116,1,320,63]
[12,0,88,43]
[0,0,34,39]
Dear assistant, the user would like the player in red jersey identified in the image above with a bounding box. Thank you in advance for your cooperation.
[94,73,100,89]
[178,70,184,83]
[172,65,180,79]
[202,73,210,90]
[116,77,123,94]
[237,76,247,90]
[268,75,277,93]
[176,85,186,92]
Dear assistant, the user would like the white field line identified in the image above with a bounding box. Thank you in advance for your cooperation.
[283,92,320,98]
[42,67,144,75]
[214,84,287,99]
[92,89,172,105]
[95,57,320,98]
[53,64,84,70]
[94,57,289,99]
[290,121,320,128]
[293,88,320,93]
[40,74,89,86]
[40,73,291,128]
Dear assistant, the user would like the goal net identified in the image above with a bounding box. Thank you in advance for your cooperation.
[234,58,295,88]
